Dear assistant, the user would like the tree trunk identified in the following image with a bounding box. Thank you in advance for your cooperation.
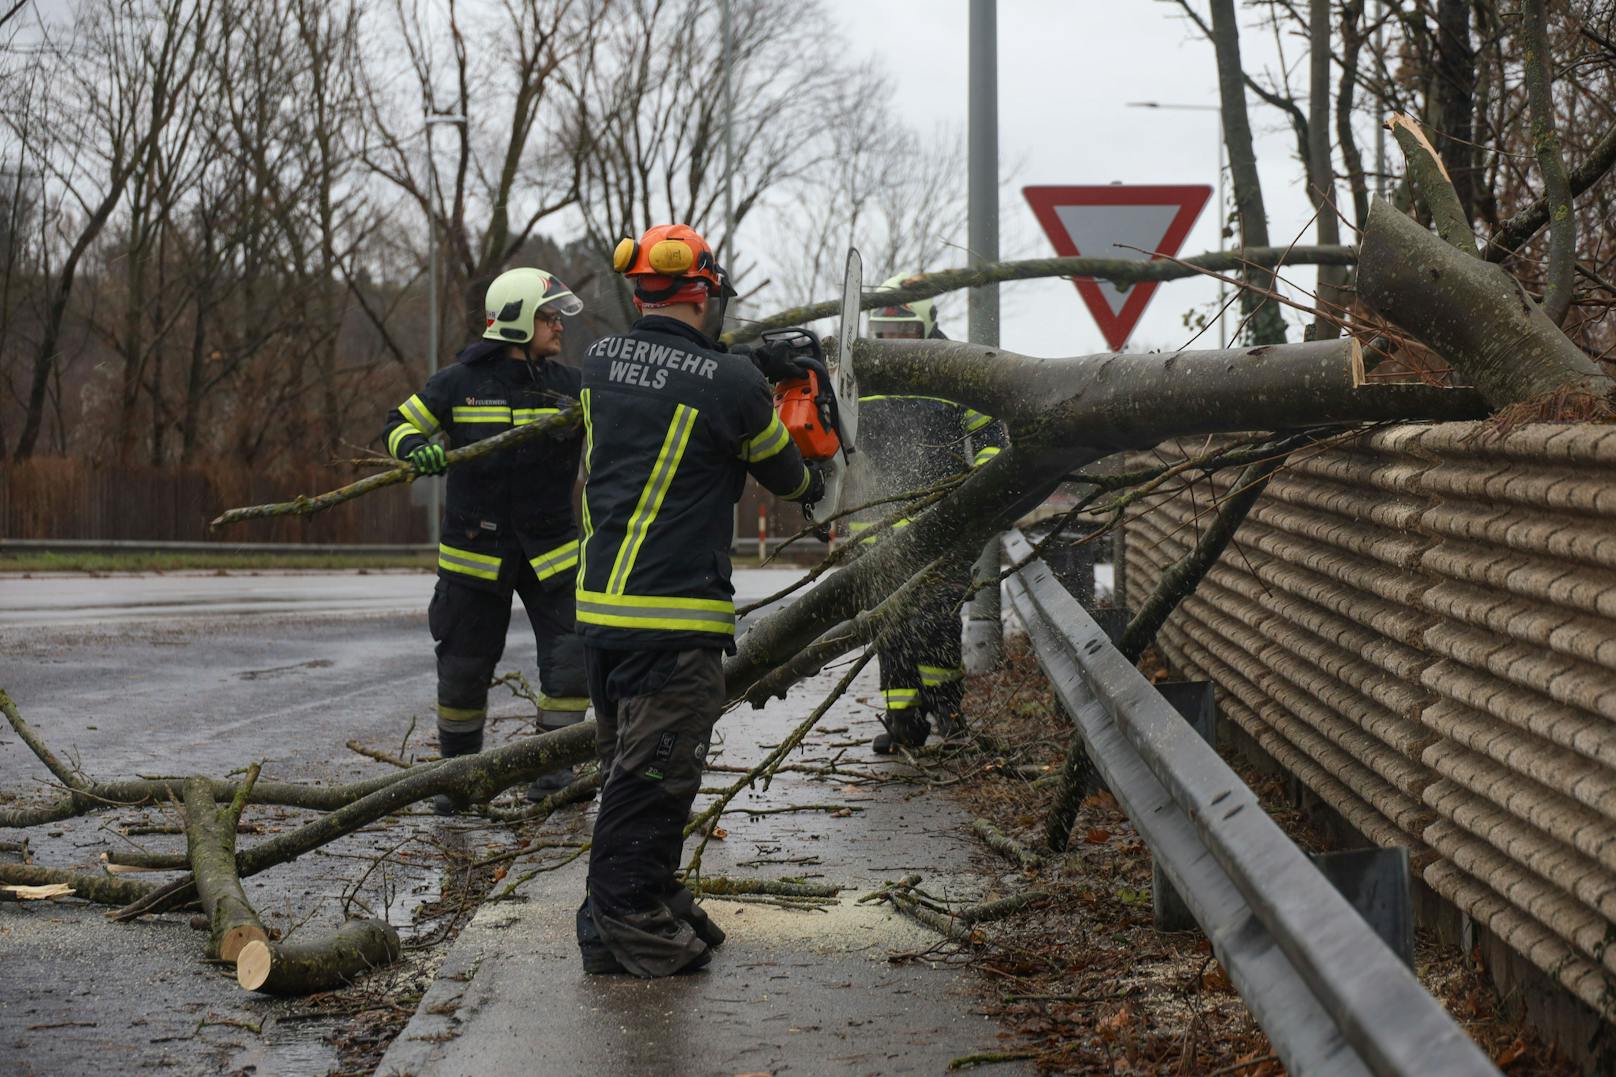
[1308,0,1346,338]
[181,777,266,961]
[1358,198,1612,407]
[1208,0,1288,346]
[723,338,1486,704]
[1521,0,1575,326]
[235,918,400,994]
[1432,0,1476,220]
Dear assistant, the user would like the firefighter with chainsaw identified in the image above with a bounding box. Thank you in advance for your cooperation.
[574,223,828,977]
[382,267,591,814]
[851,273,1008,754]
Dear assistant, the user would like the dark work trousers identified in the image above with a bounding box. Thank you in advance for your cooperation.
[428,556,588,743]
[582,645,724,977]
[876,575,967,728]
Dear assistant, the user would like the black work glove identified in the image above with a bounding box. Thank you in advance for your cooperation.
[748,340,807,384]
[408,443,447,476]
[801,461,828,508]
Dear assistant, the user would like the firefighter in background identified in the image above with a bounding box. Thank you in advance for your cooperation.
[383,268,591,813]
[574,224,824,977]
[852,273,1008,753]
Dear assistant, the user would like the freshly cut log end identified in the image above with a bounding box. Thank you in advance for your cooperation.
[218,923,270,963]
[1347,338,1366,387]
[236,918,401,994]
[1,883,74,901]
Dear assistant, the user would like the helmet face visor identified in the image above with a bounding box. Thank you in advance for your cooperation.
[542,291,584,317]
[871,320,924,339]
[538,274,583,316]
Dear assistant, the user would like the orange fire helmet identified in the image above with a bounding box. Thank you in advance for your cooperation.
[612,224,737,305]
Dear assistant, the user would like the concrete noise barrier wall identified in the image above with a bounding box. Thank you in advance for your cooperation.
[1122,423,1616,1031]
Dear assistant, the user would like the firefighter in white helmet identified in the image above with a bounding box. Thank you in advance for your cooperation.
[382,267,591,812]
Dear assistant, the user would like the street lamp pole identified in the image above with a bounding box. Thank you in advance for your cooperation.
[962,0,1004,675]
[423,113,466,548]
[1125,101,1225,346]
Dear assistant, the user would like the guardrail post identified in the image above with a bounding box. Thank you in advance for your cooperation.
[1310,847,1414,969]
[1152,680,1218,931]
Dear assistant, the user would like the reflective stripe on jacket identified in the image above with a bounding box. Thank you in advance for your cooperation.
[576,316,812,651]
[382,340,583,590]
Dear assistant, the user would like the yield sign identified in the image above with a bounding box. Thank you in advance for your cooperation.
[1023,185,1211,351]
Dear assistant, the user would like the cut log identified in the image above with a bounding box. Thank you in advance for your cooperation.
[182,777,266,961]
[0,863,156,906]
[235,918,401,994]
[1358,197,1615,408]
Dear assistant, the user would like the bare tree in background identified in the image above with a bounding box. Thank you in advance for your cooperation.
[767,62,971,315]
[2,0,213,460]
[563,0,857,321]
[364,0,602,347]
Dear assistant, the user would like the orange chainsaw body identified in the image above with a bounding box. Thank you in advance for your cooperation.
[773,370,842,462]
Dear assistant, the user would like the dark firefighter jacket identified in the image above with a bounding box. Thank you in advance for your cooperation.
[382,340,583,591]
[575,315,814,652]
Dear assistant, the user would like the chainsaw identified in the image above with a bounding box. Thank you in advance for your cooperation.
[767,327,854,492]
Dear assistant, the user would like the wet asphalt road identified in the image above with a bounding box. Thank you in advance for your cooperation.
[0,569,804,1076]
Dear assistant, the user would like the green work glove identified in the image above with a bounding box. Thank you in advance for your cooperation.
[408,443,447,476]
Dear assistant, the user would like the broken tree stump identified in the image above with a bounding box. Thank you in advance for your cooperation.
[1358,198,1614,409]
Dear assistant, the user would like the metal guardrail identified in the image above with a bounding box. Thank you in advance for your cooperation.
[1002,529,1498,1077]
[0,538,436,555]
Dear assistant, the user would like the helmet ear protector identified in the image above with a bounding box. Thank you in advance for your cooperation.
[611,236,637,273]
[613,235,716,278]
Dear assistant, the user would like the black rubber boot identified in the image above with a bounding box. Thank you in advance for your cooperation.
[872,711,930,755]
[431,727,484,816]
[577,899,628,975]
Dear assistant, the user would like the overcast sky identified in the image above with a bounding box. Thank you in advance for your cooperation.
[817,0,1355,358]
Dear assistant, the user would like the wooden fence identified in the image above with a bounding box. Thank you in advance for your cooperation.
[0,458,428,545]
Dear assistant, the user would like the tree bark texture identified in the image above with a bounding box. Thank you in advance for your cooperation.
[1208,0,1288,345]
[1358,198,1612,407]
[1308,0,1347,337]
[1520,0,1576,325]
[1388,114,1477,254]
[235,918,401,994]
[1432,0,1477,221]
[181,777,266,961]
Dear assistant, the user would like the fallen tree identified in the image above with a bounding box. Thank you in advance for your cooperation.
[0,223,1559,999]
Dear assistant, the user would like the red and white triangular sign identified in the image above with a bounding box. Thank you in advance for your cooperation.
[1023,185,1212,351]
